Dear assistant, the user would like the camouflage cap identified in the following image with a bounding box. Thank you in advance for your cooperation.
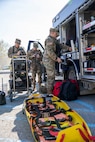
[33,42,38,48]
[50,27,59,33]
[15,38,21,44]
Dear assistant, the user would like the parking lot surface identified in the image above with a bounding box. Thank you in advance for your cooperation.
[0,73,95,141]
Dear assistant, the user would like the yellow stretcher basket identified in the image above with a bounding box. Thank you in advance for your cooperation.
[23,93,95,142]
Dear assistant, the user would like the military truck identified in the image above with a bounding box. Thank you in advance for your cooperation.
[52,0,95,95]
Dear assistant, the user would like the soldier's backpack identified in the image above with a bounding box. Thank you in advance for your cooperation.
[58,79,79,101]
[0,91,6,105]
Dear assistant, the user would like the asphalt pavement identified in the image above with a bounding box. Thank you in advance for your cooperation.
[66,94,95,136]
[0,73,95,142]
[0,73,35,142]
[0,93,34,142]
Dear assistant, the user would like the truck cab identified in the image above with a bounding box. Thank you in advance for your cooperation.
[53,0,95,95]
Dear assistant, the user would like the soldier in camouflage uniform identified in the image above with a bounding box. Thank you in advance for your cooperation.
[8,39,26,77]
[8,38,26,58]
[43,28,62,94]
[43,28,71,94]
[27,42,42,90]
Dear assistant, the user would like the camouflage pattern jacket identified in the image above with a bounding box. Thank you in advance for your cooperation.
[8,46,26,58]
[43,36,57,69]
[27,49,42,66]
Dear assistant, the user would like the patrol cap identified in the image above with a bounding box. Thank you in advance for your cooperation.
[50,27,59,33]
[33,42,38,48]
[15,38,21,44]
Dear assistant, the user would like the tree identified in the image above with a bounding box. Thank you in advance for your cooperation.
[0,40,8,56]
[0,40,10,69]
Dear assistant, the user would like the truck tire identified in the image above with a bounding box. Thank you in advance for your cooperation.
[67,66,77,80]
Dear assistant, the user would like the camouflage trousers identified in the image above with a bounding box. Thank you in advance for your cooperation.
[44,64,55,94]
[31,64,42,89]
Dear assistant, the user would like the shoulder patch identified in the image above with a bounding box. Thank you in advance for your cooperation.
[47,41,54,46]
[45,36,55,46]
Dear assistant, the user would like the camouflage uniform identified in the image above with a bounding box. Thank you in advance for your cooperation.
[61,43,71,53]
[8,46,26,58]
[8,39,26,77]
[43,36,71,94]
[43,35,57,94]
[27,48,42,90]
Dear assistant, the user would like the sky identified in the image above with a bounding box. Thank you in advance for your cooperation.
[0,0,69,49]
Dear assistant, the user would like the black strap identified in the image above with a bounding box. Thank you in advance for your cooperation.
[12,46,15,54]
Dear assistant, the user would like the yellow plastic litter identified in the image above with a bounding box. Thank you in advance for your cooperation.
[23,93,93,142]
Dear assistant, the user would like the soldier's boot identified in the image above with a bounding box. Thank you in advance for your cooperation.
[47,88,53,95]
[47,82,54,95]
[38,73,42,87]
[38,81,42,88]
[32,75,36,91]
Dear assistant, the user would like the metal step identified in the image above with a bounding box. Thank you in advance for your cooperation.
[81,75,95,81]
[80,88,95,95]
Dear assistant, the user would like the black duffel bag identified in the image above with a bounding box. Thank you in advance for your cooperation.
[0,91,6,105]
[58,79,79,101]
